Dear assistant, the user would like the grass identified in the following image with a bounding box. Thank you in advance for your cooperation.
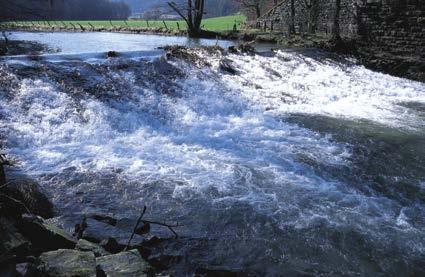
[3,15,247,32]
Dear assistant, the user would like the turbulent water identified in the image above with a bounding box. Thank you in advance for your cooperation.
[1,32,425,276]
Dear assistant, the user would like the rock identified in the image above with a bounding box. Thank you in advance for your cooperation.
[19,215,76,252]
[147,254,182,270]
[39,249,96,277]
[96,250,153,277]
[99,238,125,254]
[1,177,54,218]
[219,59,237,75]
[195,267,240,277]
[0,217,31,256]
[87,214,117,226]
[82,218,144,247]
[76,239,109,257]
[15,262,43,277]
[107,51,119,58]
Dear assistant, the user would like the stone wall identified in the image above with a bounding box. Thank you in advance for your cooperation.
[257,0,425,81]
[357,0,425,57]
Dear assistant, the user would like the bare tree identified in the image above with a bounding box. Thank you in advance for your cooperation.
[168,0,205,37]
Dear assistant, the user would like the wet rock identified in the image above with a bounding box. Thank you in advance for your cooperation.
[96,249,153,277]
[147,254,182,270]
[219,59,238,75]
[1,176,54,218]
[107,51,119,58]
[19,215,76,252]
[87,214,117,226]
[82,218,144,247]
[15,262,43,277]
[0,217,31,256]
[99,238,125,254]
[39,249,96,277]
[195,267,240,277]
[76,239,110,257]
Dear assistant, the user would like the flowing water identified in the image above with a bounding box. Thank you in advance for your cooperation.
[1,32,425,276]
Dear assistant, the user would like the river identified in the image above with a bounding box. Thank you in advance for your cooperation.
[1,32,425,276]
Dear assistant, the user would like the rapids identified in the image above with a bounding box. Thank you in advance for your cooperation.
[1,32,425,275]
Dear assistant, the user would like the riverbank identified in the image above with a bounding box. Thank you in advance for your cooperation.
[1,161,239,276]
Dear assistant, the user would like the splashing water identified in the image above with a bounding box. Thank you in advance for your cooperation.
[1,32,425,275]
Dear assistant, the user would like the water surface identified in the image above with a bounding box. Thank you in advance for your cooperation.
[1,32,425,276]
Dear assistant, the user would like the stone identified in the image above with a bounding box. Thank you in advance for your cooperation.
[0,217,31,256]
[195,267,240,277]
[15,262,43,277]
[96,250,153,277]
[99,238,125,254]
[82,218,144,247]
[19,214,76,252]
[76,239,110,257]
[107,51,119,58]
[219,59,237,75]
[39,249,96,277]
[1,176,54,218]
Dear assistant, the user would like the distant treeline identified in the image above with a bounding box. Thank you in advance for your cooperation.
[0,0,131,21]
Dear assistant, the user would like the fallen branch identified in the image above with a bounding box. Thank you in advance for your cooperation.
[142,219,180,239]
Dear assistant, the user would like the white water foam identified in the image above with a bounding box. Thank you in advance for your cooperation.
[1,48,425,272]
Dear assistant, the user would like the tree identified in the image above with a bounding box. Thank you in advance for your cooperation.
[168,0,205,37]
[332,0,341,40]
[289,0,295,35]
[302,0,319,34]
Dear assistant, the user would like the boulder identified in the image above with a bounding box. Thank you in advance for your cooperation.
[1,177,54,218]
[0,217,31,256]
[219,58,237,75]
[15,262,43,277]
[76,239,109,257]
[99,238,125,254]
[39,249,96,277]
[107,51,119,58]
[19,215,76,253]
[96,250,153,277]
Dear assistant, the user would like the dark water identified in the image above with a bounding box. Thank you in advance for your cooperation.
[1,32,425,276]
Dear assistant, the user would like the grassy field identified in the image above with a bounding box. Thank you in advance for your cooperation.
[4,15,247,32]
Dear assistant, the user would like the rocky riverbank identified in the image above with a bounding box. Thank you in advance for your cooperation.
[0,158,240,276]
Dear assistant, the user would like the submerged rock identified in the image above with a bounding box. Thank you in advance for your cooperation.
[96,249,153,277]
[81,218,144,247]
[39,249,96,277]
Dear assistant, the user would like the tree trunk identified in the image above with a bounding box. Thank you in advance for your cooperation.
[255,5,261,19]
[289,0,295,35]
[168,0,205,38]
[332,0,341,39]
